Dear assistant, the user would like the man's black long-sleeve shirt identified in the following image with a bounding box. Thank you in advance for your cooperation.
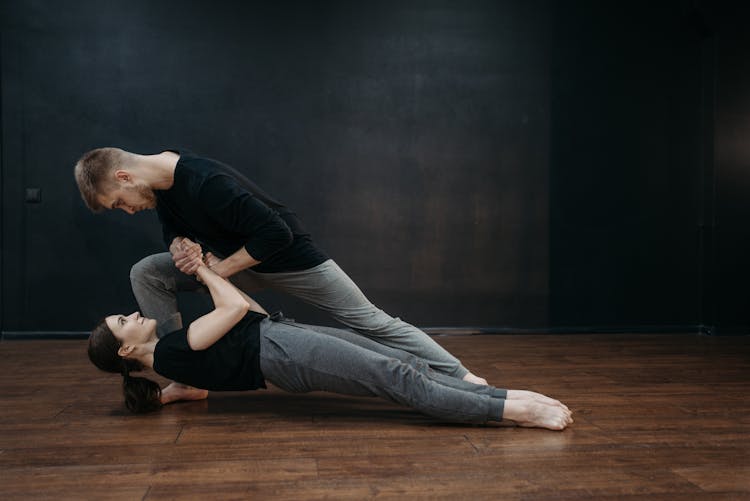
[155,151,328,273]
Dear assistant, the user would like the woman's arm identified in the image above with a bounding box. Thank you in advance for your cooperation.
[202,251,269,316]
[186,264,251,350]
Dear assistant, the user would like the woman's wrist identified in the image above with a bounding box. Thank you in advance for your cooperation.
[195,263,209,283]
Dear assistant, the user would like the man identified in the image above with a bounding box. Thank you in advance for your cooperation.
[74,147,487,388]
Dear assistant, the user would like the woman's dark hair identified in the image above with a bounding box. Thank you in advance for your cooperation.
[88,318,162,413]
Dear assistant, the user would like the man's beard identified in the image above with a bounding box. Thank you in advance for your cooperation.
[129,183,157,209]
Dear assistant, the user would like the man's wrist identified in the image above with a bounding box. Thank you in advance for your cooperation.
[209,261,227,278]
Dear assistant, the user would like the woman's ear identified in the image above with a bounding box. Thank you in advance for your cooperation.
[118,344,135,358]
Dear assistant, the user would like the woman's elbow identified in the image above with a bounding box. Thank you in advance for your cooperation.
[234,300,251,315]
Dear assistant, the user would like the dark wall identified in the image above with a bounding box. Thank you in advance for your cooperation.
[710,2,750,334]
[549,1,706,329]
[1,0,746,334]
[1,0,551,331]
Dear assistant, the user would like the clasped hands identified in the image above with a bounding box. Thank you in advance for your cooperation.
[170,236,220,276]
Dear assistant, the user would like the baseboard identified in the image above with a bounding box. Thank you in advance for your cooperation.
[1,324,722,340]
[2,331,90,340]
[423,324,710,335]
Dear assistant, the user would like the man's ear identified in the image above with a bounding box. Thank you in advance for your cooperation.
[118,344,135,358]
[114,170,132,184]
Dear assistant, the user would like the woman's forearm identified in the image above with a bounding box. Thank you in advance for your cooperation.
[187,266,250,351]
[195,264,249,310]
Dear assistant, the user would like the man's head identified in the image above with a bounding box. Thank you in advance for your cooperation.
[74,147,157,214]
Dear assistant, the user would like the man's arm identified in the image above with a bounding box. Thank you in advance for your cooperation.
[199,175,294,271]
[204,248,259,279]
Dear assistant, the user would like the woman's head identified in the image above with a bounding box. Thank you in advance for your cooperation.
[88,313,162,413]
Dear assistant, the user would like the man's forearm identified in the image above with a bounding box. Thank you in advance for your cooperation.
[210,247,260,278]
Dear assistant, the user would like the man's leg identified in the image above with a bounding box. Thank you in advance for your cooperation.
[130,253,204,336]
[252,260,478,380]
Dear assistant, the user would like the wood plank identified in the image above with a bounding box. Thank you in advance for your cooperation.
[0,334,748,499]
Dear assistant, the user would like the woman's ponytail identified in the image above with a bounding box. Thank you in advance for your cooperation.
[122,374,162,413]
[88,319,162,414]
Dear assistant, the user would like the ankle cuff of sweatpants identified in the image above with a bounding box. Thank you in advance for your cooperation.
[489,397,505,422]
[492,388,508,399]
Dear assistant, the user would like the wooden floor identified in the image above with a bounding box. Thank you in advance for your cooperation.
[0,333,749,500]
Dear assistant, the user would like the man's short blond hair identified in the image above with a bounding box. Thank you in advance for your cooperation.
[74,147,127,212]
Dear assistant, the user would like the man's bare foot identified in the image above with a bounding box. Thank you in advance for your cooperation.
[506,389,569,410]
[462,372,488,386]
[160,383,209,405]
[502,400,573,430]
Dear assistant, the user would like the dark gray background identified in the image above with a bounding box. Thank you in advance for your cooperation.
[1,0,747,334]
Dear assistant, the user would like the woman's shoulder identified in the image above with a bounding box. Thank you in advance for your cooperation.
[155,328,191,352]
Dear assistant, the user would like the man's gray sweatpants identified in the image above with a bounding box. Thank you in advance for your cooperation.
[258,317,506,424]
[130,254,468,378]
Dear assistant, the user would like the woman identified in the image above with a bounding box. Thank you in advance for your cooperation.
[88,260,573,430]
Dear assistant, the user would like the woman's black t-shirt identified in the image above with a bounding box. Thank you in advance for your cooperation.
[153,311,267,391]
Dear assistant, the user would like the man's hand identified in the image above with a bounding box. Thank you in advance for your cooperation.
[170,236,203,275]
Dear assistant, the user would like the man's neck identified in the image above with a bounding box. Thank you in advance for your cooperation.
[135,151,179,190]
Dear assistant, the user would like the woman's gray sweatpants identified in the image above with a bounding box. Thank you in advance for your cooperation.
[130,253,468,378]
[258,318,506,425]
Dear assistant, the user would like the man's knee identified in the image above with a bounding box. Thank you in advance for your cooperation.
[130,253,172,285]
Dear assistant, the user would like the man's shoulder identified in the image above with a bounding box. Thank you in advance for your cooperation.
[178,152,217,176]
[179,153,244,184]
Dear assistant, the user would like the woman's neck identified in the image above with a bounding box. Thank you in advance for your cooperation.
[134,339,159,369]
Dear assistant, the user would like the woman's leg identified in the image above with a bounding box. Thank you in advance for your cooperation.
[260,319,572,429]
[280,320,507,399]
[259,319,502,424]
[276,321,568,412]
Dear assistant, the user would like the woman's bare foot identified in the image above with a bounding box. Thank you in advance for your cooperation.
[502,399,573,430]
[462,372,488,386]
[506,389,569,411]
[160,383,209,405]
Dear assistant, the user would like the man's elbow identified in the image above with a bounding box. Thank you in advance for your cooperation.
[276,225,294,250]
[246,226,294,261]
